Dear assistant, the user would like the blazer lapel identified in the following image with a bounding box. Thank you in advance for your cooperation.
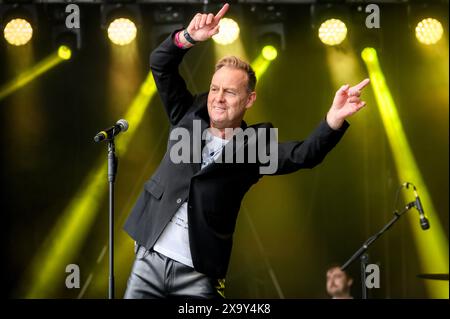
[191,104,210,174]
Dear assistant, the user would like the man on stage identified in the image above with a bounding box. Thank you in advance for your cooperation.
[124,3,370,298]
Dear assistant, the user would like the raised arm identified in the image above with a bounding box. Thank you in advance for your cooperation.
[149,3,230,125]
[274,120,349,175]
[273,78,370,175]
[149,33,194,126]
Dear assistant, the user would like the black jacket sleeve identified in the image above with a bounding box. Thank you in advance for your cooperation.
[273,119,349,175]
[150,31,195,125]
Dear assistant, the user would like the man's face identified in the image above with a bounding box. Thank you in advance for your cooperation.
[207,66,256,129]
[326,267,353,298]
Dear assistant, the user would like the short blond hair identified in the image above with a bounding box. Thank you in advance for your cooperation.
[215,56,257,92]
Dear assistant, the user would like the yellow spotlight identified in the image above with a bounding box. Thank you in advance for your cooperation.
[251,55,270,79]
[0,47,71,101]
[361,47,449,298]
[318,18,347,46]
[262,45,278,61]
[20,72,157,298]
[361,47,376,63]
[3,18,33,46]
[107,18,137,46]
[57,45,72,60]
[415,18,444,45]
[212,18,240,45]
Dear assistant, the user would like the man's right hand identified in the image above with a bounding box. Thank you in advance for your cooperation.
[185,3,230,43]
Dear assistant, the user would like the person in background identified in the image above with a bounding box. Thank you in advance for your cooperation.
[326,264,354,299]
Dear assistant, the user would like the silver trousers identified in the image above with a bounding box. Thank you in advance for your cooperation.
[124,245,225,299]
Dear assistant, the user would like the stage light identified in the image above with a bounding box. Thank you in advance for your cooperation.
[415,18,444,45]
[311,3,350,47]
[361,47,376,63]
[1,4,37,46]
[212,17,240,46]
[408,3,447,47]
[3,18,32,46]
[49,5,82,52]
[107,17,137,46]
[57,45,72,60]
[101,4,141,47]
[255,25,284,63]
[252,4,286,59]
[261,45,277,61]
[52,26,82,53]
[318,18,347,46]
[250,6,285,78]
[0,46,72,101]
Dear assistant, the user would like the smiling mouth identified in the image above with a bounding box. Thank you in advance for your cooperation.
[214,106,226,112]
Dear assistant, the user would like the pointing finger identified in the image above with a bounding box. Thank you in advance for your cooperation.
[214,3,230,22]
[355,78,370,91]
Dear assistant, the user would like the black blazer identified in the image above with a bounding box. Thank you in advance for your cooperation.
[123,33,349,279]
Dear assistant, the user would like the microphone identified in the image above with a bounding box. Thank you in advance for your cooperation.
[94,119,129,143]
[413,187,430,230]
[402,182,430,230]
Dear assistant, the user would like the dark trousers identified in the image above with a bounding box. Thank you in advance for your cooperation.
[124,245,225,299]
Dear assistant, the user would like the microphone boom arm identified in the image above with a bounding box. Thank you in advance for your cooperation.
[341,202,415,299]
[341,202,414,271]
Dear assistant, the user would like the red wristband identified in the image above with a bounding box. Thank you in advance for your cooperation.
[174,31,184,49]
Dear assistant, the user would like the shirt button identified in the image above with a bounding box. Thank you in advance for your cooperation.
[176,198,182,204]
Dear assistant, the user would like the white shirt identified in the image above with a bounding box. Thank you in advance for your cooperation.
[153,130,229,267]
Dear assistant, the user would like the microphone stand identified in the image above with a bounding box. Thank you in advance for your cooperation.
[341,202,416,299]
[107,138,118,299]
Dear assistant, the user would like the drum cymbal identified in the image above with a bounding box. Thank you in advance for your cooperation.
[417,274,449,281]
